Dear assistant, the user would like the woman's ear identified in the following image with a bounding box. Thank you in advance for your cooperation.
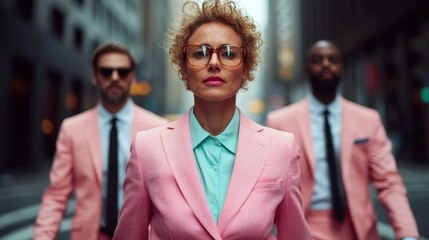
[241,65,249,83]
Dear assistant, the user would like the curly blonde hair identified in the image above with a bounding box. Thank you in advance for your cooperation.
[164,0,262,89]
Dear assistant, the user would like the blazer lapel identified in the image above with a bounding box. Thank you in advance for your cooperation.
[160,112,221,239]
[217,113,271,234]
[83,108,102,186]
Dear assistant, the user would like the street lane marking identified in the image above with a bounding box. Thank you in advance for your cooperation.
[0,200,75,231]
[378,222,428,240]
[1,218,71,240]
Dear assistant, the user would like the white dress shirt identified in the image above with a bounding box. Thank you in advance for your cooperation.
[309,93,342,210]
[98,99,133,227]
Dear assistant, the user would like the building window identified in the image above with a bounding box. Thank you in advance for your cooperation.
[74,0,84,7]
[51,6,65,40]
[69,79,84,115]
[43,70,61,159]
[8,58,34,168]
[16,0,34,21]
[73,26,84,50]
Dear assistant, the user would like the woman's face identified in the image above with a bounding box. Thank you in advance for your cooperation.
[182,22,248,102]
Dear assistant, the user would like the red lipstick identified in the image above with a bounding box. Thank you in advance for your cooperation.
[203,76,225,86]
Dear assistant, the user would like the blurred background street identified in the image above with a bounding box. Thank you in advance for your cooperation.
[1,0,429,238]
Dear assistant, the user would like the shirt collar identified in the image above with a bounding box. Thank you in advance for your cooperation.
[98,98,134,125]
[309,93,342,117]
[190,107,240,154]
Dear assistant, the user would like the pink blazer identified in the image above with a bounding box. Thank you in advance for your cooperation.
[34,104,168,240]
[266,97,419,240]
[113,111,311,240]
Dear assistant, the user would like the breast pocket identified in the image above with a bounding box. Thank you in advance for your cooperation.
[354,137,369,145]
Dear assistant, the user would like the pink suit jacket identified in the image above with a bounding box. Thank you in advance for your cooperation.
[266,97,419,240]
[113,110,312,240]
[34,104,168,240]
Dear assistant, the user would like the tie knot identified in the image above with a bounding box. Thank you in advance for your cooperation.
[111,117,117,125]
[323,109,330,116]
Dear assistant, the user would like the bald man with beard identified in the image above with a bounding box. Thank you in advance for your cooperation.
[267,40,419,240]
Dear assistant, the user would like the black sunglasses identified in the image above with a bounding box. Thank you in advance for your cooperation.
[97,67,132,78]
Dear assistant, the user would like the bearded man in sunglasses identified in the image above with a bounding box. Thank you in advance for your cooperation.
[34,42,168,240]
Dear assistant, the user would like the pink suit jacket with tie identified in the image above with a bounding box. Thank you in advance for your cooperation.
[113,110,312,240]
[34,104,168,240]
[266,97,419,240]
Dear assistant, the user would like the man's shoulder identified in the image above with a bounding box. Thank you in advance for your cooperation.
[240,112,296,143]
[342,98,380,118]
[53,108,98,136]
[132,105,169,124]
[62,107,97,124]
[268,98,307,119]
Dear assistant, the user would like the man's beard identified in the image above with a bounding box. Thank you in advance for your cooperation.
[309,76,340,94]
[100,87,128,105]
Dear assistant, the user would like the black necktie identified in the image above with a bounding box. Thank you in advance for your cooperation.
[106,118,118,237]
[323,110,346,222]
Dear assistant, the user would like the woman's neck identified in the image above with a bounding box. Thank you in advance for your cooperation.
[193,97,236,136]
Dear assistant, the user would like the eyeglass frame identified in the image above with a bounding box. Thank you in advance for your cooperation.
[182,44,246,67]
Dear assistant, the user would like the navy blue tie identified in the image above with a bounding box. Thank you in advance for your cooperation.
[323,110,346,222]
[106,118,118,237]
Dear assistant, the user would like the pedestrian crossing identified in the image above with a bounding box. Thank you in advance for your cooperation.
[2,218,71,240]
[0,200,74,240]
[400,167,429,198]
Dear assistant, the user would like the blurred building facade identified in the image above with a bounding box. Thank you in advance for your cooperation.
[268,0,429,164]
[0,0,168,172]
[3,0,429,174]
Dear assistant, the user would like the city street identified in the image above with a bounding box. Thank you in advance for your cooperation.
[0,161,428,240]
[1,0,429,239]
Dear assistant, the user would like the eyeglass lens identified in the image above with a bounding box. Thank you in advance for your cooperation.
[186,45,243,67]
[98,68,132,78]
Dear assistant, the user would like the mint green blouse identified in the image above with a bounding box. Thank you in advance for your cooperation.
[189,108,239,223]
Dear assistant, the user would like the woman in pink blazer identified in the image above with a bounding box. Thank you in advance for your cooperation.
[113,0,311,239]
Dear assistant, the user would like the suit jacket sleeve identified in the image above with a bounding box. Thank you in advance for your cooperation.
[114,133,152,240]
[34,121,74,240]
[276,136,312,240]
[369,115,419,238]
